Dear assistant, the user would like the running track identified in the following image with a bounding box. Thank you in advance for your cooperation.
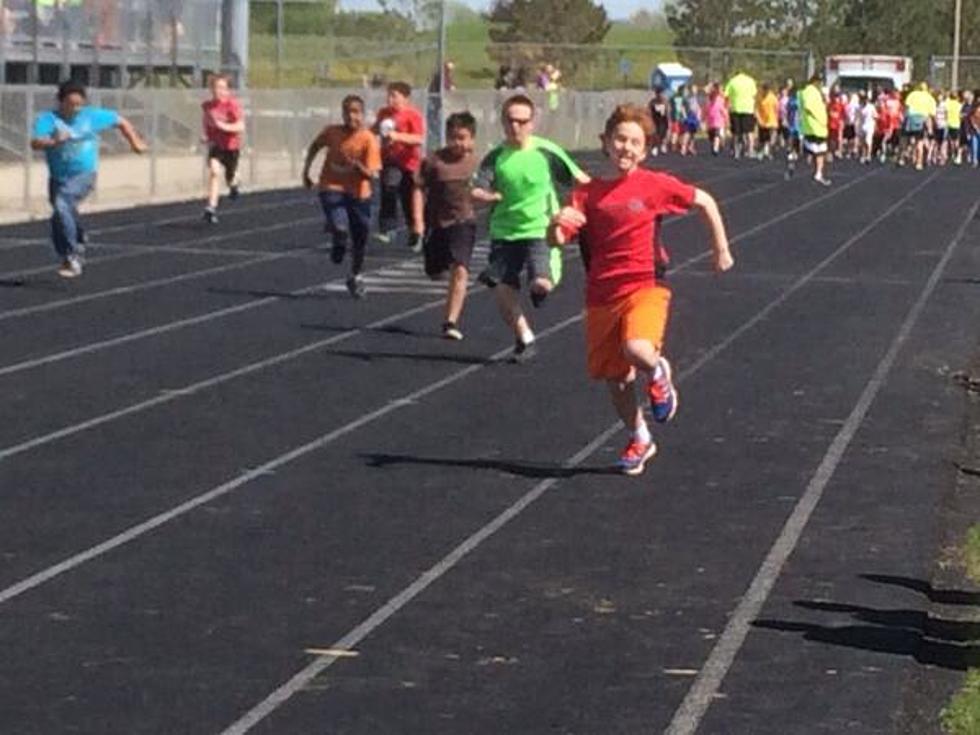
[1,153,978,734]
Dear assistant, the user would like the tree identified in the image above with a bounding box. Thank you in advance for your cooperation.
[485,0,611,82]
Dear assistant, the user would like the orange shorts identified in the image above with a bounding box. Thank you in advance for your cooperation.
[586,286,671,380]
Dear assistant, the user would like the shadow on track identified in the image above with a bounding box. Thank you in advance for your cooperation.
[361,452,618,479]
[753,586,980,672]
[861,573,980,606]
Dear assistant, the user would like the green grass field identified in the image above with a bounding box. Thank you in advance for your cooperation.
[248,19,676,89]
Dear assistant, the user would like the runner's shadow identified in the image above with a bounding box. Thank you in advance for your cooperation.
[361,452,616,479]
[330,349,495,366]
[300,323,425,338]
[753,598,980,672]
[860,573,980,606]
[208,286,332,301]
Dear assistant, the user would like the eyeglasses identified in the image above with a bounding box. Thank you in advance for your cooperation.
[505,116,533,126]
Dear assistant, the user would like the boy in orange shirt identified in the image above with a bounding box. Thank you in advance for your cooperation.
[549,104,734,476]
[303,95,382,299]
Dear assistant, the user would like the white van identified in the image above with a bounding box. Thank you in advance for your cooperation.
[824,55,913,94]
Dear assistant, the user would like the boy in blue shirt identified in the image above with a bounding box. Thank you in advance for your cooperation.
[31,80,147,278]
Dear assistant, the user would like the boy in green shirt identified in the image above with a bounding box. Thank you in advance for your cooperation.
[472,94,590,362]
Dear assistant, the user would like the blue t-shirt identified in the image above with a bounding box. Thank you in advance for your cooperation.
[33,106,119,180]
[786,95,801,133]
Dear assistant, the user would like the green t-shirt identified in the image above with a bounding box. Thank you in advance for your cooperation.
[799,84,828,138]
[477,136,583,241]
[724,73,758,115]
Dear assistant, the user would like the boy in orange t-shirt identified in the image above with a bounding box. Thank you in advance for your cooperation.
[303,95,382,299]
[549,104,734,476]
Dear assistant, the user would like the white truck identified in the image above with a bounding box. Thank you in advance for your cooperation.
[824,55,913,94]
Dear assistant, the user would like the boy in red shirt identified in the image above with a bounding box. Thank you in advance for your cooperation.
[373,81,426,252]
[201,74,245,224]
[549,104,734,476]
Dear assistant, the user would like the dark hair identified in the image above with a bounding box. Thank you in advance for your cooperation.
[446,110,477,137]
[502,94,535,117]
[57,79,86,102]
[387,81,412,98]
[342,94,365,110]
[808,73,823,85]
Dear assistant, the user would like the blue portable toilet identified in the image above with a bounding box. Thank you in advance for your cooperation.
[649,62,693,92]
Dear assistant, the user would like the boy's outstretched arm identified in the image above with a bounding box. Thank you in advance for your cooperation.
[117,117,148,154]
[692,188,734,272]
[302,138,325,189]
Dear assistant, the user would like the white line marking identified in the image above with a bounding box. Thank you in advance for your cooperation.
[217,169,928,735]
[664,187,975,735]
[0,195,313,252]
[0,310,578,609]
[0,214,323,283]
[0,170,875,463]
[0,168,897,692]
[0,254,283,321]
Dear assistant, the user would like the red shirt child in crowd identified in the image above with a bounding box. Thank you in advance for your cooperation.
[549,104,734,476]
[827,92,845,157]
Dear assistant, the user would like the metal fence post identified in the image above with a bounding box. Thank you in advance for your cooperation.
[23,89,33,211]
[150,92,158,197]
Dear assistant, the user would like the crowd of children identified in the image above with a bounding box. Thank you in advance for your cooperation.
[647,73,980,176]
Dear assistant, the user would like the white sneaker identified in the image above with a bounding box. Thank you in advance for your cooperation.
[57,256,83,278]
[813,174,832,187]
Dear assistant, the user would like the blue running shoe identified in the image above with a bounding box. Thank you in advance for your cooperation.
[648,357,678,423]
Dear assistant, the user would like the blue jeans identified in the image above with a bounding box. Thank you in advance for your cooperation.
[319,190,371,275]
[972,131,980,166]
[48,172,95,259]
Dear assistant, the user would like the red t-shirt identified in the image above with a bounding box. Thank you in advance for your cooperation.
[828,100,844,130]
[202,97,243,151]
[565,169,695,307]
[375,105,425,172]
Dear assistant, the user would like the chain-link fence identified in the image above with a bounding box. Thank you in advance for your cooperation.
[247,0,812,91]
[0,85,649,221]
[929,56,980,92]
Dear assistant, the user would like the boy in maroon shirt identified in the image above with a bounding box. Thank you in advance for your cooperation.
[417,111,479,340]
[550,104,734,476]
[373,81,425,251]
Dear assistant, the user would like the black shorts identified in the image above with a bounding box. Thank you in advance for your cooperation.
[423,222,476,277]
[208,146,240,182]
[484,239,551,289]
[759,127,775,144]
[843,124,856,140]
[731,112,756,137]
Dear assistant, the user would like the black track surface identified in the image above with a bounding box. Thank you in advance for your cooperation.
[1,152,978,735]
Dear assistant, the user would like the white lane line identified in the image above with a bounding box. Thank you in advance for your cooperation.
[0,253,284,321]
[0,308,575,610]
[0,214,323,283]
[0,253,431,379]
[0,169,886,613]
[663,190,974,735]
[0,250,147,280]
[0,171,875,463]
[217,169,925,735]
[0,171,776,378]
[0,195,313,252]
